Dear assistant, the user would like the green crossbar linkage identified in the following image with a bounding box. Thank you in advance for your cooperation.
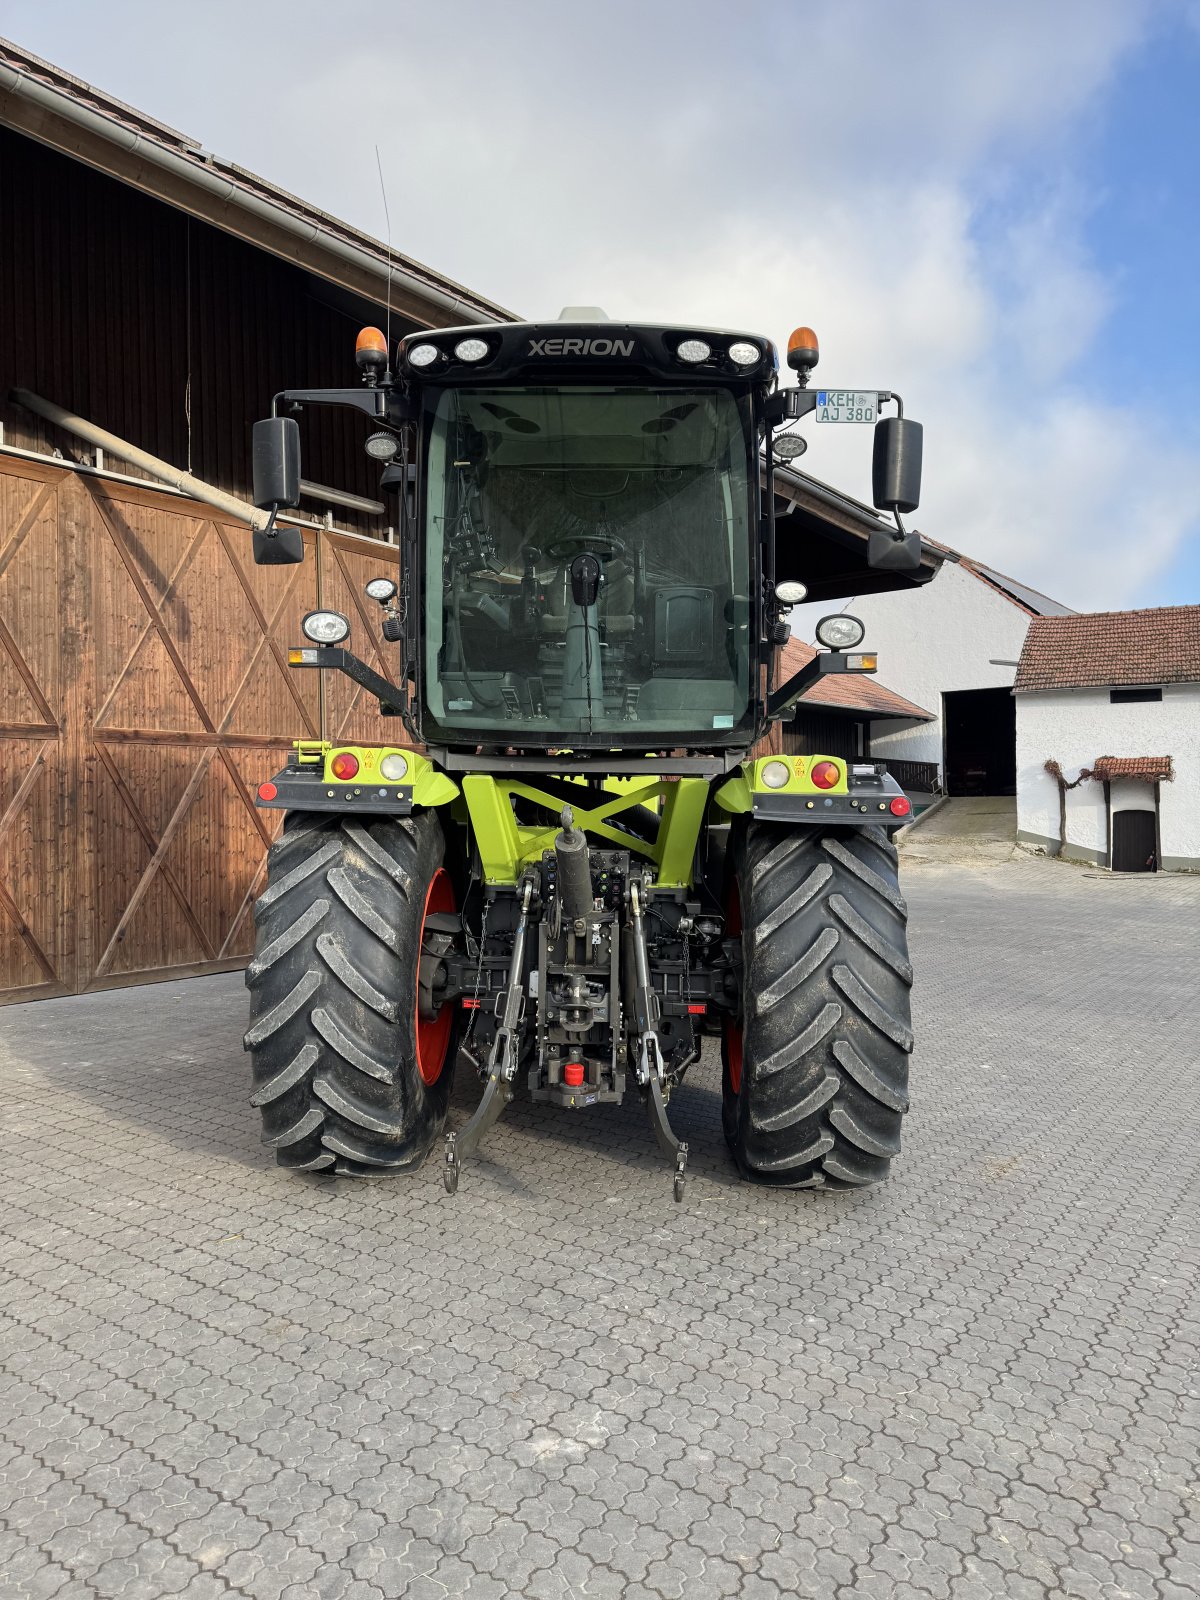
[461,774,710,889]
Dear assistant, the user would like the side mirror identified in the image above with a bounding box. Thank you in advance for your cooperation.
[252,417,301,510]
[872,416,923,514]
[253,524,305,565]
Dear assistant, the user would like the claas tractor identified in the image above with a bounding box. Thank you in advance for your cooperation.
[244,311,931,1199]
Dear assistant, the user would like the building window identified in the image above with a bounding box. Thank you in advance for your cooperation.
[1109,687,1162,704]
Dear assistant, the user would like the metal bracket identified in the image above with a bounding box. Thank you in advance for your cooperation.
[288,646,407,717]
[627,878,688,1201]
[443,875,537,1193]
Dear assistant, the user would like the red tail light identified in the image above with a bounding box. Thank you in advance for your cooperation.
[890,796,911,817]
[811,761,840,790]
[330,751,359,781]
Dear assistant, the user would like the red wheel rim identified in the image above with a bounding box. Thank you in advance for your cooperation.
[724,877,744,1095]
[416,868,455,1085]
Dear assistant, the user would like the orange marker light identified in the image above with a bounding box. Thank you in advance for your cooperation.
[787,325,820,373]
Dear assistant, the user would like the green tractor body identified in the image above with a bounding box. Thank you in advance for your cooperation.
[244,314,935,1197]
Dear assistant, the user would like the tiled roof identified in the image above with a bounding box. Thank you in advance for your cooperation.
[1014,606,1200,691]
[779,639,934,721]
[1087,756,1173,783]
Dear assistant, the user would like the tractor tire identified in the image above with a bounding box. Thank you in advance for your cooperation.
[244,810,460,1175]
[722,822,912,1189]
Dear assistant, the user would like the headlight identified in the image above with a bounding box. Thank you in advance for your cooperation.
[380,752,409,782]
[301,609,351,645]
[407,342,440,368]
[676,338,712,363]
[815,613,865,650]
[727,341,759,366]
[365,577,397,602]
[760,760,791,790]
[454,337,488,362]
[364,431,399,461]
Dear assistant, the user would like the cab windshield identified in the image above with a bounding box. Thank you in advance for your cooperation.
[422,386,754,743]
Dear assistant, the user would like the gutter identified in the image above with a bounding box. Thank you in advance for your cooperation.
[0,51,512,329]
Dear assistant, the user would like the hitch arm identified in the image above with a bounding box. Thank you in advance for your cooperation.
[444,874,538,1193]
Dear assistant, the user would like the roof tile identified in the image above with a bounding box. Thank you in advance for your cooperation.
[1014,606,1200,691]
[1087,756,1173,782]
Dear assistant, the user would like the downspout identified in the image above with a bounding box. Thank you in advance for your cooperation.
[11,388,272,531]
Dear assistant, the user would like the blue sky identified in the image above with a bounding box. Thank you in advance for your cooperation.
[2,0,1198,612]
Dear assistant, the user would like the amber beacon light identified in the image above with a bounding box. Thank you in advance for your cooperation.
[355,325,389,377]
[786,326,820,374]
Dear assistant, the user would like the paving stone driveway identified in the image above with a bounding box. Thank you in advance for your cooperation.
[2,857,1198,1600]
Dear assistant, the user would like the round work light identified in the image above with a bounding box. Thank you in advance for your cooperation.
[775,580,808,604]
[407,342,440,368]
[814,613,866,650]
[454,338,489,362]
[364,431,399,461]
[301,610,351,645]
[676,338,712,363]
[365,577,397,603]
[727,341,759,366]
[773,434,808,461]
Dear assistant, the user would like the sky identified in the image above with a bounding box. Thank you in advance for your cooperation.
[4,0,1199,618]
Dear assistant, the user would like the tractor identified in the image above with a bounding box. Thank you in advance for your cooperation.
[244,311,931,1199]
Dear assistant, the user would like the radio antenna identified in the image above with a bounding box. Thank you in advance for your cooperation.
[375,144,394,370]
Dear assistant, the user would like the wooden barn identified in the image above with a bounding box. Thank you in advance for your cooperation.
[0,41,508,1003]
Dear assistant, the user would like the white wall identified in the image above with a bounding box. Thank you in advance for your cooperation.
[793,562,1033,767]
[1015,683,1200,869]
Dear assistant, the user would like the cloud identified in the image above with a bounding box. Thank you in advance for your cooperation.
[4,0,1195,608]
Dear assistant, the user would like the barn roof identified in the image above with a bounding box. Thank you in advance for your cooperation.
[923,539,1073,616]
[0,39,512,329]
[780,638,934,721]
[1014,606,1200,691]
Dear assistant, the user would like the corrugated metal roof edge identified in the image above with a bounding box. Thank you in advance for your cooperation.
[921,536,1071,617]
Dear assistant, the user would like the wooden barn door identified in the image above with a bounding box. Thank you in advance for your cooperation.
[0,455,399,1003]
[0,457,75,1000]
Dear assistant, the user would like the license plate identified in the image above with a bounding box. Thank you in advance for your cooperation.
[815,390,880,423]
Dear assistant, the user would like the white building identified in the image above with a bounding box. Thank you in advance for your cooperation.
[1014,606,1200,873]
[798,545,1072,796]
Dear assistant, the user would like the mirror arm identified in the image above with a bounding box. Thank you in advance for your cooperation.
[766,652,861,721]
[270,387,416,424]
[764,389,818,426]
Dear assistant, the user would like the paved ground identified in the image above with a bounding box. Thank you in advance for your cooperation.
[900,798,1019,867]
[2,855,1198,1600]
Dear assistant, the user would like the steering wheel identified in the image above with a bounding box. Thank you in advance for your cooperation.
[542,531,627,561]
